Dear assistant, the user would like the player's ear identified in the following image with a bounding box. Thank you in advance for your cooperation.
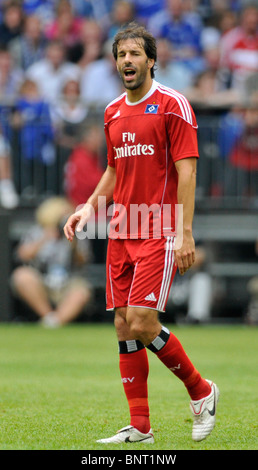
[147,58,155,70]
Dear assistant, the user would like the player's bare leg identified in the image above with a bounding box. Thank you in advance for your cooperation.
[97,306,153,444]
[97,306,218,443]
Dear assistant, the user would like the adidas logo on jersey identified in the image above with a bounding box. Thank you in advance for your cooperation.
[145,292,157,301]
[112,110,120,119]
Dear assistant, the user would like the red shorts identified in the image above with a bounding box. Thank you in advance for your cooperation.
[106,236,177,312]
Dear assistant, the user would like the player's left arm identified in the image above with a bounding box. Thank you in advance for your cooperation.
[174,157,197,276]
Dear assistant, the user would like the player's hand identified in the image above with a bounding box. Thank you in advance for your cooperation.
[174,231,195,276]
[63,203,94,242]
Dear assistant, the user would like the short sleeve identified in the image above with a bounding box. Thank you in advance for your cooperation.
[166,99,199,162]
[104,121,115,168]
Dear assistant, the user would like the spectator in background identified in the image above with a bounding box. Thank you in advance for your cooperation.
[52,78,88,153]
[21,0,56,27]
[73,19,104,68]
[130,0,165,25]
[11,79,55,195]
[218,9,237,37]
[181,0,204,32]
[64,121,104,207]
[184,68,240,109]
[108,0,135,39]
[68,0,114,31]
[8,14,47,70]
[219,4,258,94]
[200,26,221,70]
[199,0,243,19]
[184,25,240,110]
[45,0,83,54]
[155,38,194,92]
[11,196,93,327]
[80,39,123,109]
[67,0,92,17]
[218,90,258,198]
[0,0,23,45]
[51,77,89,191]
[148,0,203,75]
[0,45,24,104]
[26,39,80,104]
[0,125,19,209]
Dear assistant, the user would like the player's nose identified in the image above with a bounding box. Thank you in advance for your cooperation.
[124,52,133,63]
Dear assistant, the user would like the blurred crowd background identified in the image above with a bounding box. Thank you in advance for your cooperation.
[0,0,257,326]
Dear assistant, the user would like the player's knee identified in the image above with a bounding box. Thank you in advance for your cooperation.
[114,307,127,334]
[126,307,161,344]
[127,312,151,343]
[128,319,146,341]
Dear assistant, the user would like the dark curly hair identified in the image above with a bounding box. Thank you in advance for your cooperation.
[112,22,157,78]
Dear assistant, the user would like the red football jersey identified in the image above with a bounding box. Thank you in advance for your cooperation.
[104,80,199,239]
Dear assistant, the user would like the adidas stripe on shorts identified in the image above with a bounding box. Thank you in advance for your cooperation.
[106,236,177,312]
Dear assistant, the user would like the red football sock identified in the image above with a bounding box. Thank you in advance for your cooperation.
[148,328,211,400]
[119,341,150,434]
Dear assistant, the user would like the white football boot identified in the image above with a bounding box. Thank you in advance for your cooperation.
[96,425,154,444]
[190,380,220,441]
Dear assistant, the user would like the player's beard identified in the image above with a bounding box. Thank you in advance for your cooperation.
[120,61,149,91]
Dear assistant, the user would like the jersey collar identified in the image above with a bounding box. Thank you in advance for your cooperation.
[125,80,158,106]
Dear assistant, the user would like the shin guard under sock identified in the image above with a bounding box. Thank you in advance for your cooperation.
[147,326,211,400]
[119,340,150,433]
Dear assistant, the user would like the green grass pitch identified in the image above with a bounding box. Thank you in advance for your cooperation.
[0,323,257,450]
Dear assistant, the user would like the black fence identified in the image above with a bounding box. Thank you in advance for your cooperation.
[0,104,258,324]
[1,105,257,210]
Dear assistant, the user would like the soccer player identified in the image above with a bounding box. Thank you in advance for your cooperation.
[64,22,219,444]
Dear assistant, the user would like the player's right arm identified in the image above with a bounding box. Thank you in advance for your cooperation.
[64,165,116,242]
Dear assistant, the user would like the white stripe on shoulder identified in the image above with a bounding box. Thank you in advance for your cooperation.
[158,84,192,124]
[157,84,193,125]
[105,92,127,111]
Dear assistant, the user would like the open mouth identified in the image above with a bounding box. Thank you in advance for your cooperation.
[123,68,136,81]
